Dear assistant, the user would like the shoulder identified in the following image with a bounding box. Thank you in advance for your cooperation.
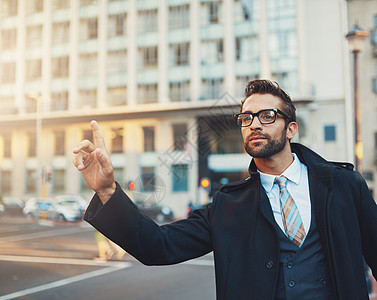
[218,176,255,193]
[329,161,354,171]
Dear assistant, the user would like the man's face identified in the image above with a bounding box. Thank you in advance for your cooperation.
[241,93,291,159]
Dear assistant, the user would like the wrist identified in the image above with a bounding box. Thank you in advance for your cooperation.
[97,182,116,204]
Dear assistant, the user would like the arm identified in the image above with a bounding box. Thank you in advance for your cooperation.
[84,182,212,265]
[74,121,212,265]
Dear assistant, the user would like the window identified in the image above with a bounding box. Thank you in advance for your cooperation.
[209,1,219,23]
[108,87,127,106]
[1,62,16,83]
[107,86,126,104]
[169,81,190,102]
[201,39,224,64]
[80,0,97,6]
[27,132,36,157]
[107,50,127,74]
[373,77,377,94]
[137,9,157,33]
[25,59,42,81]
[52,0,69,10]
[78,90,97,108]
[201,78,224,100]
[1,29,17,50]
[2,133,12,158]
[201,1,221,25]
[143,127,155,152]
[53,169,65,193]
[169,5,189,29]
[0,97,16,114]
[82,129,93,143]
[54,130,65,156]
[1,170,11,194]
[1,0,18,17]
[79,54,97,76]
[52,22,70,44]
[234,0,251,22]
[324,125,336,142]
[141,167,155,192]
[173,124,187,151]
[137,84,158,104]
[26,170,36,193]
[80,18,98,40]
[26,0,43,14]
[139,46,158,69]
[235,36,254,62]
[111,128,123,153]
[25,95,38,113]
[52,56,69,78]
[108,14,127,37]
[51,91,68,111]
[169,43,189,66]
[236,75,255,97]
[26,25,43,47]
[172,164,188,192]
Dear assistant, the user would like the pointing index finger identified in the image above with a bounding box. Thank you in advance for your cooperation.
[91,120,106,149]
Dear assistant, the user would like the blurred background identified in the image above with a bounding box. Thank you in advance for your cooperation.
[0,0,376,298]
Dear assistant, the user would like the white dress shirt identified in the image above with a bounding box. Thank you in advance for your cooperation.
[258,153,311,237]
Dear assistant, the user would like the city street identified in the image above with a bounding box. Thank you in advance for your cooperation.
[0,216,215,300]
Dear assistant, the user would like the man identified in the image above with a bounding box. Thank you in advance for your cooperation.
[73,80,377,299]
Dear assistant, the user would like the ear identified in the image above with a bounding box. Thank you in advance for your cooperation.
[286,122,298,140]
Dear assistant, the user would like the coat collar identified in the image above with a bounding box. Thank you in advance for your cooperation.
[247,143,335,246]
[247,143,335,180]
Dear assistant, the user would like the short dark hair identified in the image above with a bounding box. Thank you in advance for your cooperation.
[241,79,296,123]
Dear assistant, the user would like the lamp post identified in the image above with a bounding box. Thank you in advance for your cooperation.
[346,24,369,174]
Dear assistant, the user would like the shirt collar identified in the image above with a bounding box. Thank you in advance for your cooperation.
[258,153,302,193]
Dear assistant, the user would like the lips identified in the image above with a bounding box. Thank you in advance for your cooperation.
[247,134,268,142]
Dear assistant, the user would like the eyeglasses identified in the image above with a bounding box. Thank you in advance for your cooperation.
[233,108,289,127]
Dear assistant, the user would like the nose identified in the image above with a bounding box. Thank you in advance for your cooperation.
[248,115,262,129]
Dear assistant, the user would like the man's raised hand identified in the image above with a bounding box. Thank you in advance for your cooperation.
[73,120,116,204]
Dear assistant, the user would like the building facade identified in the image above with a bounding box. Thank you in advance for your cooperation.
[0,0,357,217]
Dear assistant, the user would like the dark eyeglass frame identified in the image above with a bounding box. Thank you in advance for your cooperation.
[233,108,289,127]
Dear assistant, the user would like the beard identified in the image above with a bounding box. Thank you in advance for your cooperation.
[244,129,287,158]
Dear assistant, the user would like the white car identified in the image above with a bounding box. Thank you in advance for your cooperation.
[23,197,83,222]
[54,195,89,214]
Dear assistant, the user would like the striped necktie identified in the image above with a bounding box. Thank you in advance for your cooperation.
[275,176,306,247]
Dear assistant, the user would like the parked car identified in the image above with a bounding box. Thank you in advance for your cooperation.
[136,202,174,223]
[0,203,4,216]
[23,197,83,222]
[54,195,88,215]
[2,197,24,215]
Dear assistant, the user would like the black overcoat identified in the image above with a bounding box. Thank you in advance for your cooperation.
[84,143,377,300]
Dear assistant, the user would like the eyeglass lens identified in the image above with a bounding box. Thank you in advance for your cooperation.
[237,110,277,126]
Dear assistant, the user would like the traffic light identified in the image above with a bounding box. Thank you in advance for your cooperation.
[127,181,136,190]
[200,177,211,190]
[43,167,53,184]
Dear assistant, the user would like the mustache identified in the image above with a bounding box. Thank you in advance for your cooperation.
[246,132,270,142]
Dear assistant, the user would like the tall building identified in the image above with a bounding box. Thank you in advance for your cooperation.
[0,0,356,217]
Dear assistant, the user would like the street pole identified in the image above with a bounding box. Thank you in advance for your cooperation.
[353,49,362,174]
[345,24,368,175]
